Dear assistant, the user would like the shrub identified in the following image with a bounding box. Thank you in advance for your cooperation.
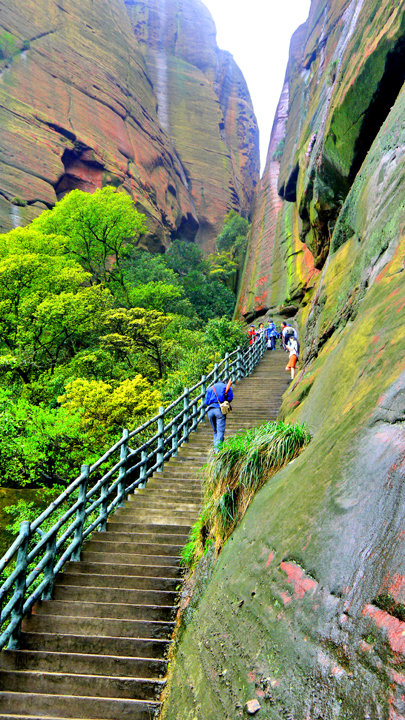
[184,421,311,566]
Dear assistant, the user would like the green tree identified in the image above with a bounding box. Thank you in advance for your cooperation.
[33,187,146,288]
[0,388,87,487]
[216,210,250,254]
[59,376,161,445]
[0,228,112,384]
[203,317,247,357]
[165,240,207,277]
[182,271,236,321]
[100,307,173,379]
[128,280,194,316]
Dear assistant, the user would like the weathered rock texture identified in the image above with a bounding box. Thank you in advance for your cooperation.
[125,0,259,251]
[163,1,405,718]
[0,0,259,249]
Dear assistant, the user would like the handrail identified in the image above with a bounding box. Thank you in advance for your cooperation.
[0,334,267,649]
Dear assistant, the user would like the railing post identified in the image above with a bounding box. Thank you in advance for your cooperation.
[7,521,30,649]
[41,530,57,601]
[246,345,252,376]
[183,388,190,442]
[236,346,242,381]
[72,464,90,560]
[213,363,219,383]
[157,407,165,472]
[199,375,206,422]
[224,352,229,382]
[171,421,179,457]
[139,450,148,488]
[117,428,129,506]
[190,398,198,432]
[98,466,109,533]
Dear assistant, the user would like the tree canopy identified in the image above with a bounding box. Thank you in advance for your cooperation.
[0,190,249,502]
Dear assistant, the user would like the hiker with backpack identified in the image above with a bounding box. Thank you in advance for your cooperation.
[205,378,233,452]
[281,321,298,351]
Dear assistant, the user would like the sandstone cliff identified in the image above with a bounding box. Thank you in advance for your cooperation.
[0,0,259,249]
[163,1,405,717]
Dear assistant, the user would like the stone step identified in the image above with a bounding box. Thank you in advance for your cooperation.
[0,715,95,720]
[23,614,175,640]
[134,487,202,499]
[0,649,167,678]
[33,599,176,621]
[0,692,160,720]
[81,549,182,567]
[55,571,179,591]
[53,584,178,607]
[67,561,182,578]
[114,511,197,524]
[21,631,171,658]
[105,520,193,534]
[101,529,191,544]
[82,539,184,556]
[126,499,200,512]
[0,669,165,700]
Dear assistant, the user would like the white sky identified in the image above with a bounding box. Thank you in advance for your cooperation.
[202,0,311,172]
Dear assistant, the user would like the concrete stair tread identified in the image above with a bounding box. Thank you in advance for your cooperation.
[0,692,160,720]
[0,649,167,677]
[21,632,172,658]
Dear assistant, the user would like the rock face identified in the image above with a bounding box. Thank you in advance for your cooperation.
[0,0,259,249]
[125,0,259,251]
[163,1,405,718]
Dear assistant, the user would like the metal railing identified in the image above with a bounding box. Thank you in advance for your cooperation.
[0,334,266,649]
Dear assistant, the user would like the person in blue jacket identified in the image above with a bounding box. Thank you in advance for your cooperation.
[205,379,234,452]
[265,319,278,350]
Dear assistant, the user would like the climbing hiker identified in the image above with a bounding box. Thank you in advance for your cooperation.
[281,321,297,351]
[248,324,256,344]
[285,335,299,380]
[205,378,234,452]
[265,319,278,350]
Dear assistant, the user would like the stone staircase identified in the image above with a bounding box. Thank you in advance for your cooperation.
[0,349,289,719]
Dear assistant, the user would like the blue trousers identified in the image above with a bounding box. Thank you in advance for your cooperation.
[207,407,226,451]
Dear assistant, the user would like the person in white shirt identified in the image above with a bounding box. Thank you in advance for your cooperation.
[285,337,299,380]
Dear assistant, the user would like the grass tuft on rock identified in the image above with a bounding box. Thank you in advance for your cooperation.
[182,421,311,568]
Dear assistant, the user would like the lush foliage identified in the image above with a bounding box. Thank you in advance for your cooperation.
[181,421,311,567]
[0,189,249,505]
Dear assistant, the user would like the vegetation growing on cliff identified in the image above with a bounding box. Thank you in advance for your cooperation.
[182,420,311,567]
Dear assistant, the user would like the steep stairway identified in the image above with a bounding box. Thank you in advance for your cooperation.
[0,349,289,719]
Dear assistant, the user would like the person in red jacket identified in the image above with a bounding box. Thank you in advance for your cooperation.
[248,325,256,345]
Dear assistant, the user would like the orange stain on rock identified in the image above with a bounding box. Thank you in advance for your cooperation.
[362,604,405,655]
[280,561,318,599]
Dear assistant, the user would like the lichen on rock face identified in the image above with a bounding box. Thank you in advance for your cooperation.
[163,2,405,718]
[0,0,259,251]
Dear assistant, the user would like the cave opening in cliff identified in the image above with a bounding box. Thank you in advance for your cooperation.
[171,212,199,243]
[54,146,105,199]
[349,35,405,184]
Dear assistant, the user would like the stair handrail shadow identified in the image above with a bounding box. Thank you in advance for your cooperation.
[0,337,266,650]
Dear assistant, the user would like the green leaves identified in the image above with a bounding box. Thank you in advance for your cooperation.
[59,376,161,444]
[33,186,146,287]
